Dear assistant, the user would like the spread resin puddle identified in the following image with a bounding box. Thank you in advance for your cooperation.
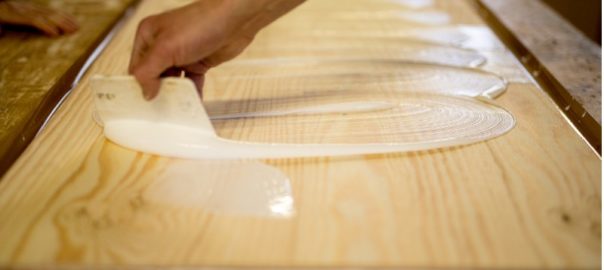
[208,101,399,120]
[209,91,514,145]
[91,73,515,159]
[144,159,294,218]
[331,11,449,25]
[292,0,435,12]
[315,0,436,9]
[212,59,507,99]
[389,0,434,8]
[240,38,486,68]
[260,25,504,51]
[282,10,451,25]
[61,139,294,218]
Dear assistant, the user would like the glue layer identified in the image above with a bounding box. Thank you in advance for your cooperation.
[239,38,486,68]
[211,59,507,99]
[145,160,294,218]
[208,101,398,120]
[282,10,450,25]
[389,0,433,8]
[292,0,434,12]
[211,92,515,145]
[92,76,515,159]
[258,25,505,51]
[308,0,435,9]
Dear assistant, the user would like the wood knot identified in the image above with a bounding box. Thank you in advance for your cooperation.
[560,212,571,223]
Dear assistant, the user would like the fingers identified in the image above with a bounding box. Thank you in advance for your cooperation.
[126,0,261,101]
[129,16,176,100]
[0,1,78,36]
[30,3,79,34]
[178,60,210,97]
[161,67,184,77]
[129,17,156,73]
[186,72,205,99]
[46,12,79,34]
[31,17,61,37]
[130,41,175,100]
[33,14,77,37]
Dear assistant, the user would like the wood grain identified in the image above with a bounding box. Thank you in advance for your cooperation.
[0,0,600,269]
[477,0,602,151]
[0,0,137,177]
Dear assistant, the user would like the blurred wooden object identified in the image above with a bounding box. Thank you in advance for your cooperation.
[542,0,601,45]
[477,0,602,151]
[0,0,600,269]
[0,0,137,177]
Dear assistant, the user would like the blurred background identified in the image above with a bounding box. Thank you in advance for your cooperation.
[543,0,602,44]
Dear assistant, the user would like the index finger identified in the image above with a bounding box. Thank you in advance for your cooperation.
[130,42,175,100]
[129,17,156,74]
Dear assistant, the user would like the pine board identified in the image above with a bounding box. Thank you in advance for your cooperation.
[0,0,600,269]
[0,0,137,177]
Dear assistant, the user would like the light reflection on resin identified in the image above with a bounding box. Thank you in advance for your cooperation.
[144,160,294,218]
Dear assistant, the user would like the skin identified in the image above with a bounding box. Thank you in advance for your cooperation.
[0,0,78,37]
[129,0,305,100]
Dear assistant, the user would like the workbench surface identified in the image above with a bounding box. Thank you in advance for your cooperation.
[479,0,602,151]
[0,0,600,269]
[0,0,136,176]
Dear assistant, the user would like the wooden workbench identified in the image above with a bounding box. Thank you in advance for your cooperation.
[0,0,600,269]
[0,0,137,176]
[478,0,602,151]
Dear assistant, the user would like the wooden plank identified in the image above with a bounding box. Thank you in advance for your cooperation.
[477,0,602,152]
[0,0,138,177]
[0,0,600,269]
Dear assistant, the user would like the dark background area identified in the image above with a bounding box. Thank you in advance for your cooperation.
[542,0,602,45]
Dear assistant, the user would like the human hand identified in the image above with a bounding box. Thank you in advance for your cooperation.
[129,0,305,100]
[0,0,78,37]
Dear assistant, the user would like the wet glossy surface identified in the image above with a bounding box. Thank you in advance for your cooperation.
[93,76,514,159]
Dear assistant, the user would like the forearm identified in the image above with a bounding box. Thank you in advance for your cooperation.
[220,0,306,36]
